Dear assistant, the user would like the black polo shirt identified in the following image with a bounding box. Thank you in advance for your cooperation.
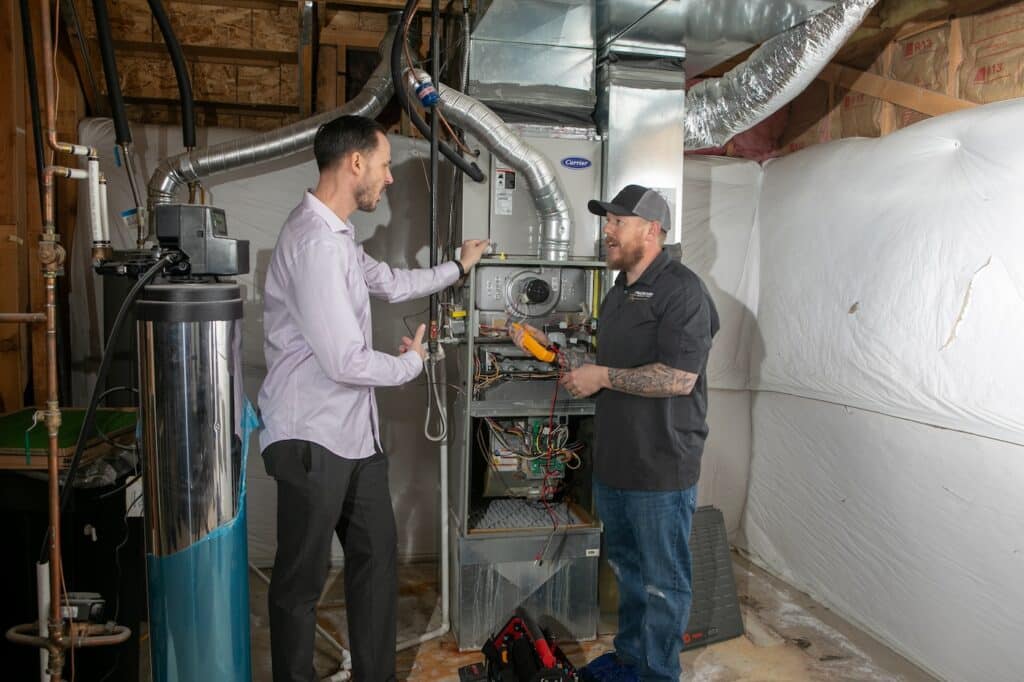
[594,249,720,491]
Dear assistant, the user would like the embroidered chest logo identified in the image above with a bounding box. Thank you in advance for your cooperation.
[627,290,654,302]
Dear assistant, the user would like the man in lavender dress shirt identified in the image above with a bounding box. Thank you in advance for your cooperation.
[258,115,488,682]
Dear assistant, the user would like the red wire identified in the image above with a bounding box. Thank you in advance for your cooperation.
[532,348,570,562]
[532,367,564,561]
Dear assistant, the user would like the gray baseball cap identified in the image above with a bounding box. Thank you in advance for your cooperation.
[588,184,671,232]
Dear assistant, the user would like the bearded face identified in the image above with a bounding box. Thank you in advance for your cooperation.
[605,230,645,270]
[355,178,381,211]
[354,132,393,212]
[604,213,650,271]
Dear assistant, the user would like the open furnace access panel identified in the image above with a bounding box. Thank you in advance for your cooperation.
[446,259,605,649]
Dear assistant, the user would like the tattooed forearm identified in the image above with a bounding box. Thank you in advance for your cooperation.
[560,351,596,371]
[607,363,698,397]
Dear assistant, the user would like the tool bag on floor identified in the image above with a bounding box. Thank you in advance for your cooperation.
[458,609,578,682]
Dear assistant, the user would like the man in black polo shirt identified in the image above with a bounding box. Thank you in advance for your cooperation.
[513,184,719,682]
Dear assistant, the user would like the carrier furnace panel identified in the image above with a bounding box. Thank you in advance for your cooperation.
[461,128,603,259]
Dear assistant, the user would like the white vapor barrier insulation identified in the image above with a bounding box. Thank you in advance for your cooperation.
[745,394,1024,682]
[681,157,761,538]
[754,99,1024,443]
[746,98,1024,682]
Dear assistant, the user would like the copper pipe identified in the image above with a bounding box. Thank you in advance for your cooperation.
[40,167,86,239]
[67,622,132,647]
[38,2,65,680]
[37,0,91,159]
[8,622,131,649]
[25,4,125,677]
[39,0,57,157]
[7,3,110,671]
[0,312,47,323]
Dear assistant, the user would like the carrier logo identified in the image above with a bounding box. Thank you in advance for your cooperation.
[561,156,592,170]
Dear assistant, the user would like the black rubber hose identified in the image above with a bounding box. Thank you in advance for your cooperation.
[56,253,179,520]
[18,0,46,220]
[91,0,132,145]
[392,0,484,183]
[146,0,195,148]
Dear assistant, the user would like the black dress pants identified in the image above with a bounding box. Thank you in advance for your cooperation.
[263,440,397,682]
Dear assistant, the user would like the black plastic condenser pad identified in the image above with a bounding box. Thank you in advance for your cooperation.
[682,506,744,651]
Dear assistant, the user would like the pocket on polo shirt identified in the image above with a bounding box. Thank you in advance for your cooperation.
[619,300,658,340]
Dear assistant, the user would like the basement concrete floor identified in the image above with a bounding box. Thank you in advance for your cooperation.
[234,553,937,682]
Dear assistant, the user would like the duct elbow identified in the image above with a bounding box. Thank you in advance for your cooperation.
[148,158,192,207]
[426,79,575,260]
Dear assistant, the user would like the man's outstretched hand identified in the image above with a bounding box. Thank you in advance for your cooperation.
[400,323,427,361]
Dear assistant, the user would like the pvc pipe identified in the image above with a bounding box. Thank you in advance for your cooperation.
[99,175,110,244]
[36,562,49,682]
[65,143,93,157]
[247,563,352,663]
[397,358,451,651]
[87,158,103,246]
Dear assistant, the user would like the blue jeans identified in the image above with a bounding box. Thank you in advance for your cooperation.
[595,479,698,682]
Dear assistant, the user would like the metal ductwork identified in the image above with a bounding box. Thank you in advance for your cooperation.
[148,28,396,206]
[408,69,575,261]
[466,0,596,122]
[684,0,879,150]
[147,1,877,204]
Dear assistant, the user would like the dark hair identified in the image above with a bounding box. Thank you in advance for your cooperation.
[313,115,386,171]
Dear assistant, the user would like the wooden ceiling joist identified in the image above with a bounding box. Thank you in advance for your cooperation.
[125,95,299,114]
[163,0,296,9]
[106,39,297,67]
[817,62,977,116]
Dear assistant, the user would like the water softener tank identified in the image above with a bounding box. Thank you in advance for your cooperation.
[136,282,251,682]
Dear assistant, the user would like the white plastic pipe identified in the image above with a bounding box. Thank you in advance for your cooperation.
[397,351,451,651]
[99,174,111,244]
[36,561,49,682]
[65,142,93,157]
[87,158,103,247]
[247,562,352,665]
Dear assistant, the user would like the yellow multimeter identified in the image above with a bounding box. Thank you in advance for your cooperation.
[510,323,557,364]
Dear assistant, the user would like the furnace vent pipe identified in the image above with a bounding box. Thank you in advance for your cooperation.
[148,27,397,206]
[407,69,574,261]
[684,0,878,150]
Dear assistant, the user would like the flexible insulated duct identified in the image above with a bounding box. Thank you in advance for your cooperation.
[148,28,396,205]
[407,69,574,261]
[685,0,878,150]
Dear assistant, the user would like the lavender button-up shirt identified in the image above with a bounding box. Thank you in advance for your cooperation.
[258,191,459,459]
